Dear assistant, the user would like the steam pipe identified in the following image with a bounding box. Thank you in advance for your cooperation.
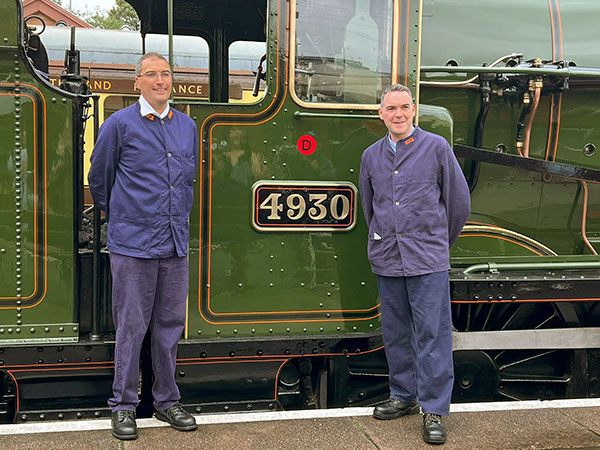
[463,261,600,274]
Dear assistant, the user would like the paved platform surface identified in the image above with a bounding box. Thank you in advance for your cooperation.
[0,399,598,449]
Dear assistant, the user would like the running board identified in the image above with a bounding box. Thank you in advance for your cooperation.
[453,327,600,350]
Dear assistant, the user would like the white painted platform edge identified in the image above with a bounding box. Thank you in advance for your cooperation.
[0,398,599,436]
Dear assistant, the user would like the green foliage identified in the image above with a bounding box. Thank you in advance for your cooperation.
[83,0,140,30]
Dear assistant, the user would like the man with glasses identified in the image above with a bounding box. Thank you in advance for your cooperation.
[89,52,198,440]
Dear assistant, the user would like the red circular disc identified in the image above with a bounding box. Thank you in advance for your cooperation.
[297,135,317,155]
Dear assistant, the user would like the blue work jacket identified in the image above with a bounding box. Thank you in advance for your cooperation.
[89,102,198,258]
[359,126,470,277]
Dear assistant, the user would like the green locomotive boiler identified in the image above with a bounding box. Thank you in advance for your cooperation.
[0,0,598,422]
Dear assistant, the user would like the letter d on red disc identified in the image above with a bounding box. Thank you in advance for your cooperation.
[297,135,317,155]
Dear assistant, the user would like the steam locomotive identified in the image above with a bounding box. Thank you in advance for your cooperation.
[0,0,597,422]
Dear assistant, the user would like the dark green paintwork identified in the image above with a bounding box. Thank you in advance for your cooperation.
[1,0,598,343]
[0,1,78,342]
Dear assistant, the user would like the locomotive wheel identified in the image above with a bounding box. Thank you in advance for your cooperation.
[452,302,587,402]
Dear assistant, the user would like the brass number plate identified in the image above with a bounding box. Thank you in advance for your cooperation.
[251,181,358,232]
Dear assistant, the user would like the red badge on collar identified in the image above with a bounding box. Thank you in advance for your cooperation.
[145,114,155,121]
[168,110,174,119]
[404,137,415,145]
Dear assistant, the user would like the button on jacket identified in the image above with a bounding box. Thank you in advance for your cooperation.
[89,102,198,258]
[359,126,470,276]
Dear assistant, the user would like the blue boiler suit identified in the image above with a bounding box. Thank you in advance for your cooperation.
[359,126,470,415]
[89,99,198,412]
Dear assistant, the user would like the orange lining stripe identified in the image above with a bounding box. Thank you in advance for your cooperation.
[0,93,37,300]
[0,84,48,308]
[176,345,385,364]
[459,234,544,256]
[197,1,286,323]
[547,0,557,61]
[198,1,379,324]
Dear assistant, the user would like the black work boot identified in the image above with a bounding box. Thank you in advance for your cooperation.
[422,413,447,444]
[155,403,197,431]
[111,410,137,440]
[373,398,420,420]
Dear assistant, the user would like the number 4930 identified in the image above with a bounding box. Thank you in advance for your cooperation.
[251,181,357,232]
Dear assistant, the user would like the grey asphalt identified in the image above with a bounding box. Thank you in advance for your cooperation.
[0,406,598,450]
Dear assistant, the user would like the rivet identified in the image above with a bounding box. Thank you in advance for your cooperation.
[216,329,221,334]
[223,406,230,412]
[58,414,64,419]
[280,242,285,246]
[195,407,202,413]
[251,329,256,334]
[52,98,57,103]
[197,330,202,334]
[320,327,324,332]
[30,328,35,333]
[361,281,366,286]
[76,412,82,419]
[303,328,307,332]
[286,328,290,332]
[300,282,305,287]
[269,328,273,333]
[327,292,331,297]
[59,327,64,332]
[336,327,341,331]
[326,313,331,318]
[233,329,238,334]
[269,282,274,287]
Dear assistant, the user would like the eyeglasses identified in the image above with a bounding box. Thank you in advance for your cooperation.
[138,70,172,80]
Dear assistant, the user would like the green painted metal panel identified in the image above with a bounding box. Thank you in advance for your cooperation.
[0,1,18,48]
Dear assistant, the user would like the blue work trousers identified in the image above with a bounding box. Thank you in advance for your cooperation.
[377,271,454,416]
[108,253,188,412]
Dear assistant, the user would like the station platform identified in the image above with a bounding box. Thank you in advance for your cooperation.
[0,398,599,450]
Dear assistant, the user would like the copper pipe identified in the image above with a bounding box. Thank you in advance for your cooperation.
[580,180,598,256]
[523,86,541,158]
